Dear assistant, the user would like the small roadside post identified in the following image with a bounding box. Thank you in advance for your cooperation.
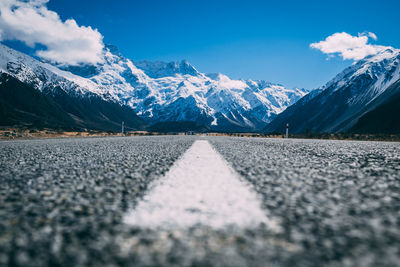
[121,121,125,137]
[286,123,289,139]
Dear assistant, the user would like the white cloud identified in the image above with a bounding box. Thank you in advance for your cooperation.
[310,32,388,61]
[0,0,104,65]
[367,32,377,41]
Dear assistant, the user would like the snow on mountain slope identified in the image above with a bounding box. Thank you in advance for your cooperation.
[61,45,309,131]
[0,44,104,97]
[0,44,145,131]
[0,43,309,131]
[133,60,201,78]
[265,47,400,133]
[322,48,400,106]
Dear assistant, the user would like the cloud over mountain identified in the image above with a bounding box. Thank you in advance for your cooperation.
[0,0,104,65]
[310,32,390,60]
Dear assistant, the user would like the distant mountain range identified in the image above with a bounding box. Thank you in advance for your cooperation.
[1,42,399,133]
[0,44,145,131]
[59,44,309,131]
[265,48,400,134]
[0,43,308,132]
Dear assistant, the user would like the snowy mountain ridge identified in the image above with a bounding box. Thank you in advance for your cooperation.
[265,47,400,133]
[321,48,400,101]
[0,43,309,131]
[58,44,310,131]
[0,43,145,131]
[2,41,399,133]
[133,59,201,78]
[0,43,105,98]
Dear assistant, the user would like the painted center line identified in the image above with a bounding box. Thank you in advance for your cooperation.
[123,140,280,231]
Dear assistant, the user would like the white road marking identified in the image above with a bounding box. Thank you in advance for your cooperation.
[123,140,281,231]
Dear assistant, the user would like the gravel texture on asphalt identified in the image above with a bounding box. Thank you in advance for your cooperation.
[209,137,400,267]
[0,136,195,266]
[1,136,399,267]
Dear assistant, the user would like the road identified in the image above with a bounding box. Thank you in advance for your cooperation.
[0,136,399,266]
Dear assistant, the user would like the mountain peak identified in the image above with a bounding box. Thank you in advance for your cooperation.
[133,59,200,78]
[0,42,308,132]
[362,47,400,63]
[104,44,122,56]
[266,45,400,134]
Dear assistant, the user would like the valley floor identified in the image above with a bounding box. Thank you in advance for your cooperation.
[1,127,400,142]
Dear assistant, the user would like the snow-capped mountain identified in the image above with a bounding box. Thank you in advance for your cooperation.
[0,44,103,97]
[265,48,400,133]
[0,43,308,132]
[0,44,144,131]
[3,40,399,134]
[133,60,200,78]
[60,44,309,131]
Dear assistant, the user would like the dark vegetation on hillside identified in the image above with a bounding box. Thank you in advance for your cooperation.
[0,73,145,132]
[350,91,400,134]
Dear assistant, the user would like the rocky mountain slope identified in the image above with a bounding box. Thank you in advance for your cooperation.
[0,44,145,131]
[0,43,308,132]
[265,48,400,134]
[350,79,400,133]
[61,45,309,132]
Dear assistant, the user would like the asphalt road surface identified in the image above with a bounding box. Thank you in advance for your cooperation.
[0,136,399,266]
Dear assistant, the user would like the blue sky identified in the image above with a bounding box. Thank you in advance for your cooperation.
[3,0,400,89]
